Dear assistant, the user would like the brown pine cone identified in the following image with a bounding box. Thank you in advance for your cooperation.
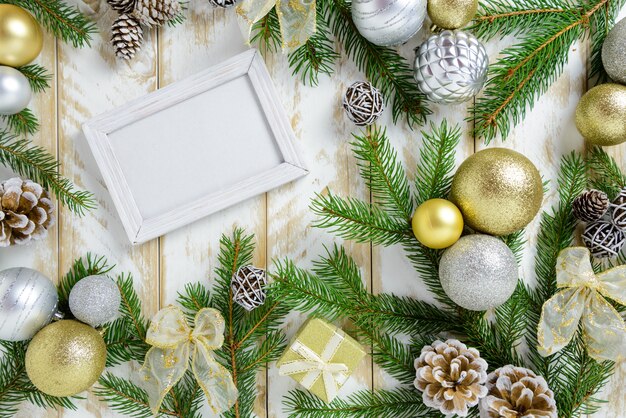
[133,0,180,27]
[611,187,626,229]
[572,189,609,223]
[0,178,55,247]
[479,365,557,418]
[107,0,136,13]
[111,14,143,60]
[414,339,488,417]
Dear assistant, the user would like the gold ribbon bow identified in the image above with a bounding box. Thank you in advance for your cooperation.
[140,306,238,415]
[278,331,349,401]
[538,247,626,362]
[236,0,316,51]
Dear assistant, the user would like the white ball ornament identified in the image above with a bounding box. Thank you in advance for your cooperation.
[352,0,427,46]
[69,275,121,327]
[0,66,32,114]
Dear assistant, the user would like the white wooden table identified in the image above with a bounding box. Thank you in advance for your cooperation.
[2,1,625,417]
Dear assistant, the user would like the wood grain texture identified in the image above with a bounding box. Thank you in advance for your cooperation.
[1,1,624,416]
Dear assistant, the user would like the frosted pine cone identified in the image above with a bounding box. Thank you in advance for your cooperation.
[414,339,488,417]
[572,189,609,223]
[0,178,55,247]
[133,0,181,27]
[107,0,136,13]
[479,365,557,418]
[112,14,143,60]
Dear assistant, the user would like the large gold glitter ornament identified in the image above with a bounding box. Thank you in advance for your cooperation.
[575,84,626,147]
[427,0,478,29]
[25,320,107,397]
[450,148,543,236]
[411,198,463,249]
[0,5,43,67]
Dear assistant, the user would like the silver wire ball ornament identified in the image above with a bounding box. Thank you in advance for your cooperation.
[413,30,489,104]
[582,220,626,259]
[0,66,32,115]
[439,235,518,311]
[602,17,626,84]
[69,275,121,327]
[343,81,385,126]
[0,268,59,341]
[352,0,427,46]
[231,265,267,311]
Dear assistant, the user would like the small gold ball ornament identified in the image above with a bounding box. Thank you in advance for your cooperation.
[427,0,478,29]
[450,148,543,236]
[412,199,464,249]
[25,320,107,397]
[575,84,626,147]
[0,5,43,67]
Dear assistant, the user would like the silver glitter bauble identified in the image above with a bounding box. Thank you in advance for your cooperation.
[414,30,488,104]
[602,17,626,85]
[439,235,518,311]
[0,268,58,341]
[0,66,32,115]
[352,0,427,46]
[69,275,121,327]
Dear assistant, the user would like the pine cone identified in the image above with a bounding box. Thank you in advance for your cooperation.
[414,339,488,417]
[611,187,626,229]
[572,189,609,223]
[582,220,626,258]
[0,178,55,247]
[231,265,267,311]
[479,365,557,418]
[207,0,237,8]
[107,0,136,13]
[111,14,143,60]
[133,0,181,27]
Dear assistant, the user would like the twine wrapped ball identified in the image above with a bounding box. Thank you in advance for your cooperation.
[231,265,267,311]
[582,220,626,258]
[342,81,384,126]
[611,187,626,230]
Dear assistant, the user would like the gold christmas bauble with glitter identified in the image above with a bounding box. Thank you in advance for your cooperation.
[575,84,626,147]
[412,199,463,249]
[25,320,107,397]
[450,148,543,236]
[0,5,43,67]
[427,0,478,29]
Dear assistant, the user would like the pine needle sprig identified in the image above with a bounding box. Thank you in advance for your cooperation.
[2,110,39,137]
[95,373,161,418]
[17,65,51,93]
[587,147,626,199]
[251,8,282,53]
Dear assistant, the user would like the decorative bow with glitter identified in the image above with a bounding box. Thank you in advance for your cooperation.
[538,247,626,362]
[236,0,316,51]
[140,306,238,415]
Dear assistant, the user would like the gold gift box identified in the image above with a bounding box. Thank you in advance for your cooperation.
[277,318,366,403]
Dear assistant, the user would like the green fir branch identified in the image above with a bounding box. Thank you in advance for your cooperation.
[587,147,626,199]
[17,64,51,93]
[2,110,39,137]
[251,8,282,53]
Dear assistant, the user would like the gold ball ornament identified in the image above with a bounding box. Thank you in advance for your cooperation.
[427,0,478,29]
[25,320,106,397]
[412,199,464,249]
[450,148,543,236]
[0,5,43,67]
[575,84,626,147]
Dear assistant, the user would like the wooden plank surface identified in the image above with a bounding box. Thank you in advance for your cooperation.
[1,1,624,417]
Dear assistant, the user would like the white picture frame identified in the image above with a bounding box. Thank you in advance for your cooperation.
[83,49,308,245]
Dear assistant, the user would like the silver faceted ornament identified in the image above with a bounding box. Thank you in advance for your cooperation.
[0,268,59,341]
[414,30,488,104]
[602,17,626,85]
[439,234,518,311]
[0,66,32,115]
[69,275,121,327]
[352,0,427,46]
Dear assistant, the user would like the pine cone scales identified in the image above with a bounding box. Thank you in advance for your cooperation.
[572,189,609,223]
[479,366,557,418]
[112,14,143,60]
[133,0,180,27]
[0,178,55,247]
[107,0,136,13]
[414,339,488,417]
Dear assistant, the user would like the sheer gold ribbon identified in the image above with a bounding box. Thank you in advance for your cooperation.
[236,0,316,51]
[538,247,626,362]
[140,306,238,415]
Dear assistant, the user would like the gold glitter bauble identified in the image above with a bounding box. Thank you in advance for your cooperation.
[450,148,543,236]
[412,199,463,249]
[0,5,43,67]
[427,0,478,29]
[575,84,626,147]
[25,320,106,397]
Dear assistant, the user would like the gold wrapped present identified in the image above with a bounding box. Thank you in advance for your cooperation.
[277,318,366,403]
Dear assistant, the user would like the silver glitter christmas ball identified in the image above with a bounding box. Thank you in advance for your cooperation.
[352,0,427,46]
[602,17,626,85]
[414,30,489,104]
[69,275,121,327]
[0,268,58,341]
[439,235,518,311]
[0,66,32,115]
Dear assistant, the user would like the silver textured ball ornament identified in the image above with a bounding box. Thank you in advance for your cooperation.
[352,0,427,46]
[0,268,59,341]
[69,275,121,327]
[0,66,32,115]
[232,265,267,311]
[343,81,384,126]
[602,17,626,84]
[414,30,488,104]
[439,235,518,311]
